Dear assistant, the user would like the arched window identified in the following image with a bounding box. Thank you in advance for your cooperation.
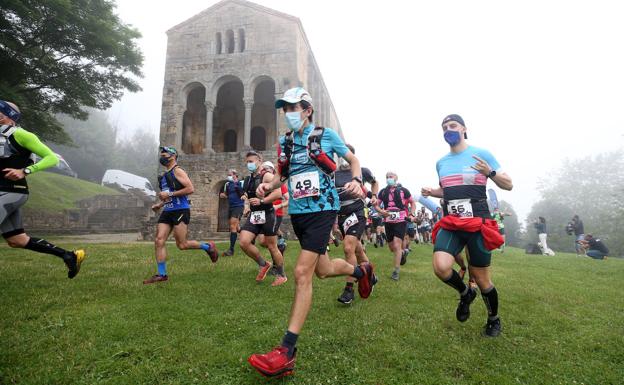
[238,28,245,52]
[251,126,266,151]
[215,32,222,54]
[224,129,237,152]
[226,30,235,54]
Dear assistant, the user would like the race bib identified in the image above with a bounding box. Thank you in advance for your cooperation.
[250,210,266,225]
[290,171,320,200]
[386,210,406,223]
[161,188,174,209]
[447,199,473,218]
[343,212,359,233]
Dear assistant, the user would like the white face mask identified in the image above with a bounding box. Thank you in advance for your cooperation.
[285,111,305,131]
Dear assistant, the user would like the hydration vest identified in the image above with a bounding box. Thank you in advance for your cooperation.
[379,185,407,210]
[277,126,336,181]
[0,125,33,193]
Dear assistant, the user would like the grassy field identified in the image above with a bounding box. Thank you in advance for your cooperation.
[0,241,622,385]
[24,172,121,212]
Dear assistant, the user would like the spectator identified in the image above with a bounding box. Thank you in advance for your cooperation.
[534,217,555,256]
[571,215,585,256]
[578,234,609,260]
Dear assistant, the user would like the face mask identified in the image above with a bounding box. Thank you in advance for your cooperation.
[387,178,396,186]
[247,162,258,172]
[285,111,304,131]
[444,130,462,146]
[227,175,234,182]
[159,156,171,166]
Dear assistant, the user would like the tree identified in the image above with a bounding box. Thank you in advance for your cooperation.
[527,149,624,256]
[498,200,522,247]
[0,0,143,143]
[112,129,159,183]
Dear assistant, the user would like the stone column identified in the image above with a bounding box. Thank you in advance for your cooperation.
[175,104,184,151]
[274,91,282,144]
[243,98,253,149]
[204,101,215,153]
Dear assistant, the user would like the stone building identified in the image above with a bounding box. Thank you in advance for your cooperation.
[157,0,343,238]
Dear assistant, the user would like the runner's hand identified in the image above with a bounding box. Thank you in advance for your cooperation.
[421,187,433,196]
[344,181,364,198]
[151,203,162,212]
[370,196,377,205]
[2,168,25,181]
[380,209,389,218]
[248,198,261,206]
[158,191,170,201]
[243,206,250,217]
[471,155,492,176]
[256,182,272,198]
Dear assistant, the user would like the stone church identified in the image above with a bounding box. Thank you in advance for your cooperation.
[158,0,343,238]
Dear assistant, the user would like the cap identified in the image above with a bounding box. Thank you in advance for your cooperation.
[261,161,275,170]
[442,114,465,127]
[0,100,21,123]
[159,145,178,156]
[275,87,313,109]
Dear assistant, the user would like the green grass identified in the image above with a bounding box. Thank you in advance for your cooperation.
[0,242,622,385]
[23,172,121,212]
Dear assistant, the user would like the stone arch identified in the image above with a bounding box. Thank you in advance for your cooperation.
[250,76,276,150]
[181,82,206,154]
[225,29,235,54]
[212,75,244,152]
[251,126,266,150]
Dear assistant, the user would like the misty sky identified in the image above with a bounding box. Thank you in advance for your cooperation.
[109,0,624,222]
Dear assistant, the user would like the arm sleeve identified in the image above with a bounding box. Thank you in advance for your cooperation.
[325,128,348,158]
[13,129,59,173]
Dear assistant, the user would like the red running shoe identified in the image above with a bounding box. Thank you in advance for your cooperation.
[143,274,169,284]
[256,262,272,282]
[205,241,218,263]
[248,346,296,378]
[357,262,377,299]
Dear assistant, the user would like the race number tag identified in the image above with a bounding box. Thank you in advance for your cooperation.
[250,210,266,225]
[161,188,174,209]
[343,212,359,233]
[447,199,473,218]
[386,210,406,223]
[290,171,320,200]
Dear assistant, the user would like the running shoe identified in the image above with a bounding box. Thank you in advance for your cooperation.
[271,275,288,287]
[456,287,477,322]
[337,287,355,305]
[204,241,218,263]
[391,270,400,281]
[357,263,377,299]
[248,346,296,378]
[400,249,408,266]
[268,266,278,276]
[64,249,86,279]
[256,262,273,282]
[484,318,502,337]
[222,249,234,257]
[143,274,169,284]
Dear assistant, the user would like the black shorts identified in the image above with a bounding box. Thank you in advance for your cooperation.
[338,209,366,239]
[291,210,337,255]
[158,209,191,226]
[384,221,407,242]
[372,217,383,228]
[228,205,244,219]
[407,228,416,238]
[241,208,278,236]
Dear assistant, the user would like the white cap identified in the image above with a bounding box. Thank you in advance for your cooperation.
[261,161,275,171]
[275,87,313,109]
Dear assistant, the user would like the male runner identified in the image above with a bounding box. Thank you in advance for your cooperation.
[374,172,416,281]
[0,100,85,278]
[422,114,511,337]
[219,169,244,256]
[248,87,376,378]
[144,146,218,284]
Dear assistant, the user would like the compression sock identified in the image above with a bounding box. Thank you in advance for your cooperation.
[229,232,237,251]
[351,266,365,279]
[24,237,67,258]
[443,270,468,295]
[481,286,499,320]
[200,243,211,251]
[157,261,167,276]
[345,282,354,290]
[256,256,267,267]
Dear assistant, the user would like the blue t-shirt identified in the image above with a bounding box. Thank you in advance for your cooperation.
[159,168,191,211]
[224,180,244,207]
[436,145,500,218]
[279,125,348,214]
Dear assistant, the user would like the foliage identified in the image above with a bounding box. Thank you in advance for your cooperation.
[0,0,143,143]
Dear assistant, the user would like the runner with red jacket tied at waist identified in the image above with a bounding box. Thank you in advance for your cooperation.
[0,100,86,279]
[422,114,512,337]
[374,171,416,281]
[248,87,377,378]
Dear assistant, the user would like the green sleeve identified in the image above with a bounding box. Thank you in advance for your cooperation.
[12,128,59,173]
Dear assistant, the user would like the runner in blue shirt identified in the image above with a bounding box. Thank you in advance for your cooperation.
[219,169,244,256]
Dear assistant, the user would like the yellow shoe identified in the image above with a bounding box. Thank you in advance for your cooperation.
[64,249,86,279]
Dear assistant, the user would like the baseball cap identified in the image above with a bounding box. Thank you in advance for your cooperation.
[159,145,178,156]
[275,87,313,109]
[261,161,275,170]
[441,114,465,127]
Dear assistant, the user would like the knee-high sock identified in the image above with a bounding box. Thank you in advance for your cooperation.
[443,269,468,296]
[481,286,499,320]
[24,237,67,258]
[229,232,237,251]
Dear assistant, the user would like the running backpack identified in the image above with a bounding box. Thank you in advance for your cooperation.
[158,166,183,192]
[277,126,336,181]
[379,185,407,210]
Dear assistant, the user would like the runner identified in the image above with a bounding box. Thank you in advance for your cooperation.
[144,146,218,284]
[219,169,244,256]
[0,100,86,278]
[369,204,385,248]
[374,172,416,281]
[422,114,512,337]
[239,152,287,286]
[335,143,379,305]
[491,208,511,252]
[248,87,377,378]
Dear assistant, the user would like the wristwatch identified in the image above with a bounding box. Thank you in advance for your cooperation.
[352,176,363,185]
[167,191,174,198]
[260,198,265,204]
[23,168,32,176]
[488,170,497,178]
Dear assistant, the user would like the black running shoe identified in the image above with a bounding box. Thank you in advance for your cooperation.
[456,287,477,322]
[400,249,408,266]
[484,318,502,337]
[337,287,354,305]
[63,250,86,279]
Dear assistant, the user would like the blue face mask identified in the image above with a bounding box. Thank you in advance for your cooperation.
[247,162,258,172]
[387,178,396,186]
[444,130,462,146]
[285,111,304,131]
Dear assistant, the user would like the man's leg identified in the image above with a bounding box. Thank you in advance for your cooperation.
[470,265,501,336]
[171,221,218,262]
[239,230,272,281]
[388,233,403,280]
[144,223,173,284]
[586,250,607,260]
[265,235,287,285]
[226,216,240,255]
[338,235,360,304]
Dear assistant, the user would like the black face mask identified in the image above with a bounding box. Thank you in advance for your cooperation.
[159,156,171,166]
